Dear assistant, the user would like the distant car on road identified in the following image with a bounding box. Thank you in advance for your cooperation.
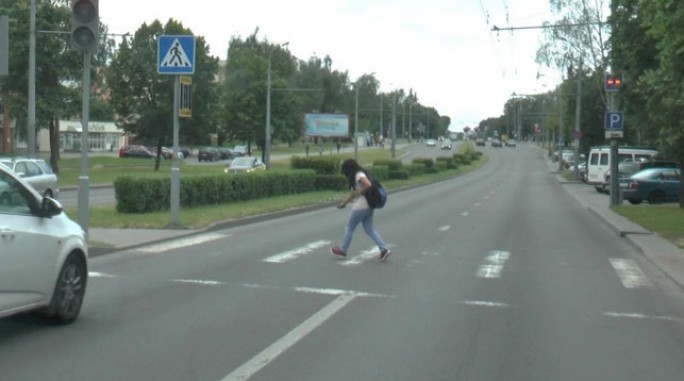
[232,145,249,157]
[475,138,485,146]
[505,139,516,147]
[440,139,452,150]
[491,139,503,147]
[119,145,155,159]
[0,157,60,198]
[426,139,437,147]
[224,157,266,174]
[620,167,681,205]
[198,146,219,162]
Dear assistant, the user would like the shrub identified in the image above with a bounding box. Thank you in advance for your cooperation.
[372,159,402,171]
[290,156,340,174]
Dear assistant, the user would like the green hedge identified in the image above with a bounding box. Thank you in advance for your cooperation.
[372,159,403,171]
[115,170,318,214]
[290,156,340,174]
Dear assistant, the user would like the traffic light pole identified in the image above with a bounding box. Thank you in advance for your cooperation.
[77,51,91,234]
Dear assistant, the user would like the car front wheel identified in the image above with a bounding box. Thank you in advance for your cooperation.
[43,253,87,324]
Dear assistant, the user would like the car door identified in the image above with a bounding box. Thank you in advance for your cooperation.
[0,172,55,312]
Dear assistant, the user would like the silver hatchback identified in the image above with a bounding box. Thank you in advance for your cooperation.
[0,157,59,198]
[0,164,88,324]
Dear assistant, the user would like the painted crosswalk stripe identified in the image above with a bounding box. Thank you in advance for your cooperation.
[263,240,330,263]
[340,246,379,266]
[135,233,227,253]
[476,250,510,278]
[609,258,653,289]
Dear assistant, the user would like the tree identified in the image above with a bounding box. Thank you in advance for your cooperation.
[106,19,218,170]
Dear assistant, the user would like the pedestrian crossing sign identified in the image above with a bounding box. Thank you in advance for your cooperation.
[158,35,196,75]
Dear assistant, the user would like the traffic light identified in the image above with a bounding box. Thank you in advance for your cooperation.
[605,73,623,92]
[70,0,99,52]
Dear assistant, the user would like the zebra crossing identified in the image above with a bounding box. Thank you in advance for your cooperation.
[132,234,656,290]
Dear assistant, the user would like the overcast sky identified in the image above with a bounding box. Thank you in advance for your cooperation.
[100,0,563,131]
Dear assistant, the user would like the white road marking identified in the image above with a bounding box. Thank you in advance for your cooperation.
[461,211,469,216]
[609,258,653,289]
[476,250,510,278]
[89,271,116,278]
[461,300,509,308]
[221,293,357,381]
[135,233,227,254]
[439,225,451,231]
[263,240,331,263]
[173,279,226,286]
[603,312,684,323]
[340,246,380,266]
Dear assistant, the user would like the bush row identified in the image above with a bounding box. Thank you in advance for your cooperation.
[115,150,483,214]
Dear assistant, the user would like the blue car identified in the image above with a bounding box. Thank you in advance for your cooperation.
[620,167,681,205]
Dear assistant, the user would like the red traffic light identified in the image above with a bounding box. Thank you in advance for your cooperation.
[605,73,623,92]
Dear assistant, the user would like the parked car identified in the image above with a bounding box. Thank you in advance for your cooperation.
[620,167,681,205]
[426,139,437,147]
[587,146,658,193]
[232,145,249,157]
[505,139,516,147]
[119,145,155,158]
[0,163,88,324]
[198,146,219,162]
[440,139,452,150]
[224,157,266,173]
[0,157,59,198]
[217,147,234,160]
[603,160,679,194]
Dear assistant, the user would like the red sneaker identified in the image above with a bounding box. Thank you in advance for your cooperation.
[331,246,346,257]
[379,248,391,261]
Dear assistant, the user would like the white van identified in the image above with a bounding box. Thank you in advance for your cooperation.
[586,146,658,193]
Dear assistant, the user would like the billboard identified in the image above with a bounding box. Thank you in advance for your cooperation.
[304,113,349,137]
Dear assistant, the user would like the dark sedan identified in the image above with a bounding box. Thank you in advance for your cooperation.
[620,167,681,205]
[119,145,155,158]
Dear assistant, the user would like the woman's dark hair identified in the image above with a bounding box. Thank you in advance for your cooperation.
[341,158,364,189]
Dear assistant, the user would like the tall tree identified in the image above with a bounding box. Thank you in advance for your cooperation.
[106,19,218,170]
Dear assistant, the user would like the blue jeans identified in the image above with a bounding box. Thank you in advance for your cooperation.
[341,208,386,253]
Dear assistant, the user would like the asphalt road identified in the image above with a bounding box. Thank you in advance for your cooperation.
[2,142,684,380]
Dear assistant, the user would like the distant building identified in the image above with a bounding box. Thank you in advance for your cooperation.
[36,120,127,152]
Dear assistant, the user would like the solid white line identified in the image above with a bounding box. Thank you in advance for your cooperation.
[221,294,357,381]
[476,250,510,278]
[135,233,227,253]
[173,279,226,286]
[88,271,116,278]
[609,258,653,289]
[439,225,451,231]
[263,240,330,263]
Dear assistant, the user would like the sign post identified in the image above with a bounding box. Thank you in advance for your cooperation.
[604,73,623,206]
[158,35,195,226]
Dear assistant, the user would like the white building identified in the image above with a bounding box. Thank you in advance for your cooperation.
[37,120,127,152]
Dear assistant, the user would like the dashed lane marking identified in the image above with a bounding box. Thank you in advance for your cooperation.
[439,225,451,231]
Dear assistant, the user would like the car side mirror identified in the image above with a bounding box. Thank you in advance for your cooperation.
[41,196,63,218]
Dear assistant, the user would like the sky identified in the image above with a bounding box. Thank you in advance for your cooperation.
[100,0,563,132]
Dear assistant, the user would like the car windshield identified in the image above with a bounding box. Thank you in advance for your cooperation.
[230,157,252,166]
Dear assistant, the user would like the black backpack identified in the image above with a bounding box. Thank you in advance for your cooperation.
[364,176,387,209]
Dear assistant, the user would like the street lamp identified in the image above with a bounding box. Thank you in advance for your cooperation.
[265,41,289,168]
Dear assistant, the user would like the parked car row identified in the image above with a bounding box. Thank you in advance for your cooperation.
[198,145,249,162]
[119,145,191,159]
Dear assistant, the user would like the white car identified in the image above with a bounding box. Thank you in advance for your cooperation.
[0,157,60,198]
[0,164,88,324]
[426,139,437,147]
